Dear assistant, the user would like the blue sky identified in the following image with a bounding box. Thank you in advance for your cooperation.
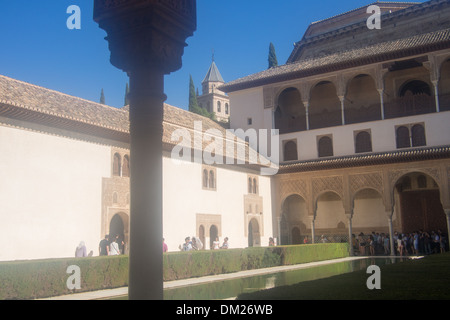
[0,0,425,110]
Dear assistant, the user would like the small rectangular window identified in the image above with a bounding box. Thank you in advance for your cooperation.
[283,140,298,161]
[317,135,333,158]
[354,130,372,153]
[202,166,217,191]
[395,123,426,149]
[247,118,253,125]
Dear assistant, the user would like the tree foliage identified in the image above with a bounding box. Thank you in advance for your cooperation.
[100,88,105,105]
[189,75,216,120]
[124,83,130,106]
[268,42,278,69]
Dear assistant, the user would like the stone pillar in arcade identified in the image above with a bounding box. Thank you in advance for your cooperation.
[93,0,196,300]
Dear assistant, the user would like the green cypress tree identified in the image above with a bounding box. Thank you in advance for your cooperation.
[268,42,278,69]
[124,83,130,106]
[189,75,200,112]
[100,88,105,105]
[188,75,216,121]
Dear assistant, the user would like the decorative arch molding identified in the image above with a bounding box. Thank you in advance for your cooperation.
[108,211,130,235]
[278,179,308,208]
[309,76,339,95]
[388,166,448,209]
[424,53,449,83]
[444,166,450,208]
[388,167,442,191]
[196,214,222,239]
[312,176,343,201]
[349,172,384,198]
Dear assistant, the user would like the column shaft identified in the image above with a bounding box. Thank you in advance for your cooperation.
[387,216,395,256]
[128,68,166,300]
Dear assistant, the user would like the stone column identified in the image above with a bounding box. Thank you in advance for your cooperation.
[339,96,346,125]
[445,209,450,243]
[94,0,196,300]
[432,80,441,113]
[387,213,395,256]
[277,215,282,246]
[303,101,310,131]
[309,215,316,244]
[346,211,354,256]
[378,89,385,120]
[128,67,165,300]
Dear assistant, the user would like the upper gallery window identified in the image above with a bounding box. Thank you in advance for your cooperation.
[318,135,334,158]
[396,123,426,149]
[283,140,298,162]
[202,167,217,191]
[354,131,373,154]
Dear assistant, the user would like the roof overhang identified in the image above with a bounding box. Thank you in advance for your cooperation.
[278,146,450,174]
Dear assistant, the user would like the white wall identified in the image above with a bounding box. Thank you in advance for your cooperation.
[162,156,273,251]
[0,123,274,261]
[229,88,265,133]
[279,112,450,162]
[0,125,111,261]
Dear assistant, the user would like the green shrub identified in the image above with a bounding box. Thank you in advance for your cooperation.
[0,243,348,299]
[0,256,129,300]
[281,243,349,266]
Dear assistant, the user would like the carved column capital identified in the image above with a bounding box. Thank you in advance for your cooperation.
[94,0,196,75]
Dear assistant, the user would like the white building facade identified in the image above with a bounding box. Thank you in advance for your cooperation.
[0,75,272,262]
[222,0,450,251]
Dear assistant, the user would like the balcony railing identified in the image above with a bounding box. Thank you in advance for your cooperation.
[275,93,450,135]
[309,110,342,130]
[345,103,382,125]
[439,93,450,112]
[384,94,436,119]
[276,115,307,135]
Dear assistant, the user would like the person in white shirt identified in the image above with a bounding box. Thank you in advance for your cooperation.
[109,238,120,255]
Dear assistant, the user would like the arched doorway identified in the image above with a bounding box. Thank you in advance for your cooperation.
[281,194,308,245]
[315,191,346,241]
[352,188,387,233]
[345,74,381,124]
[309,81,341,130]
[394,172,447,234]
[291,227,302,245]
[248,218,261,247]
[209,225,218,250]
[199,225,205,250]
[275,87,306,134]
[109,213,129,254]
[439,58,450,111]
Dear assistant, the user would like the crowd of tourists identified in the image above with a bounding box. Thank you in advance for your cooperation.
[352,230,448,256]
[98,234,126,256]
[178,236,229,251]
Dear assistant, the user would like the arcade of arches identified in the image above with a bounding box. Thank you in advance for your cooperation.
[276,160,450,255]
[273,55,450,134]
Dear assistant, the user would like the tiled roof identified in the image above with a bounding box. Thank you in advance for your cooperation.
[221,27,450,93]
[0,74,129,132]
[202,61,225,84]
[279,146,450,173]
[0,74,269,168]
[309,1,419,27]
[0,74,226,135]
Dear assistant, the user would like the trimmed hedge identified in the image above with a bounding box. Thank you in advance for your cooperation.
[0,243,348,300]
[0,256,129,300]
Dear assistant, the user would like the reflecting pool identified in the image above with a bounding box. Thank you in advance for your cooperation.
[163,257,407,300]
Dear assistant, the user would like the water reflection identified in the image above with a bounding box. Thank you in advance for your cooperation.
[163,258,407,300]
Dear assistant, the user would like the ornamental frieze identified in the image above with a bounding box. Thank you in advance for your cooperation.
[388,167,442,189]
[349,172,383,194]
[279,179,308,201]
[312,176,343,199]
